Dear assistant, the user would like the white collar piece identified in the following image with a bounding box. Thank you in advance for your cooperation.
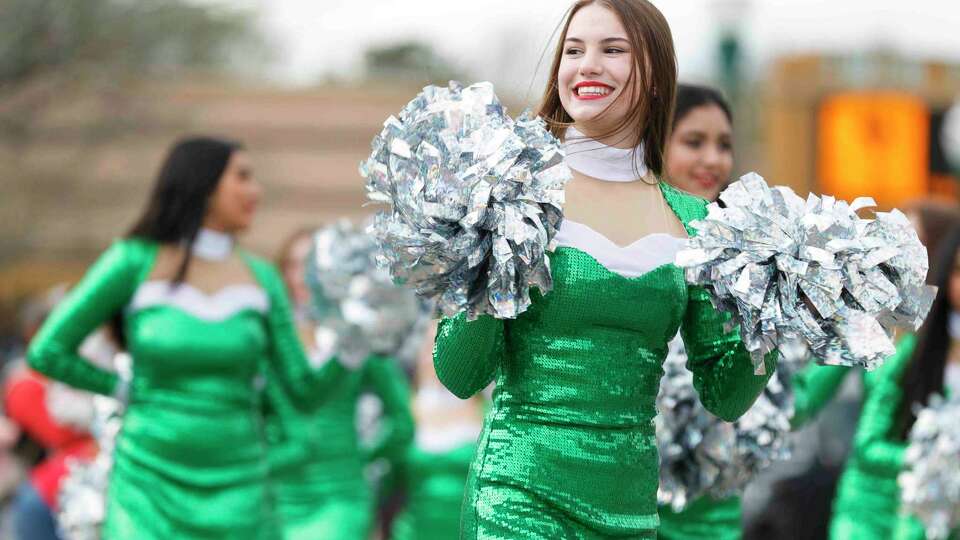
[553,220,685,279]
[563,126,647,182]
[192,228,234,261]
[128,281,269,322]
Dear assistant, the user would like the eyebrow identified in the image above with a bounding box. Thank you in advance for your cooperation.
[564,37,630,44]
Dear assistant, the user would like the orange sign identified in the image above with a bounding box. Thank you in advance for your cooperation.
[818,93,929,209]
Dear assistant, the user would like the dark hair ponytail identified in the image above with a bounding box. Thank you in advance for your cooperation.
[128,136,243,283]
[893,224,960,439]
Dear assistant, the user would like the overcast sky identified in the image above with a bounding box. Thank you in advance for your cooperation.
[216,0,960,99]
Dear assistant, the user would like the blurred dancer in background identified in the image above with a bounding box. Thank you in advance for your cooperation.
[658,83,743,540]
[264,227,414,540]
[27,136,354,539]
[663,83,733,201]
[389,322,483,540]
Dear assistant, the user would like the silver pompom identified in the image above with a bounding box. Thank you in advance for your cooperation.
[306,219,429,366]
[58,396,123,540]
[361,81,570,320]
[899,394,960,540]
[656,337,799,511]
[677,172,936,372]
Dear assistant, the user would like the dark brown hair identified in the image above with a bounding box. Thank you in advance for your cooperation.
[128,136,243,284]
[893,211,960,440]
[536,0,678,177]
[674,83,732,130]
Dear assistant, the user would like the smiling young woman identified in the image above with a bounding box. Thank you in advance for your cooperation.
[432,1,777,538]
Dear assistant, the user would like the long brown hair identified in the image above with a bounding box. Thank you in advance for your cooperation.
[536,0,678,177]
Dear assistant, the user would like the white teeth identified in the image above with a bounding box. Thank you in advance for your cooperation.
[577,86,611,97]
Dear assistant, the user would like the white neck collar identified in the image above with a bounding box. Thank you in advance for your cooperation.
[563,126,647,182]
[950,312,960,340]
[191,228,234,261]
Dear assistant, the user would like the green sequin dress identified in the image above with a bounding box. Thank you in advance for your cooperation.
[263,354,414,540]
[827,334,916,540]
[433,183,777,539]
[28,239,348,540]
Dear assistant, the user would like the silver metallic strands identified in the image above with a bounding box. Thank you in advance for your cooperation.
[361,81,571,320]
[58,396,123,540]
[899,395,960,540]
[306,219,429,367]
[655,338,799,511]
[676,172,937,372]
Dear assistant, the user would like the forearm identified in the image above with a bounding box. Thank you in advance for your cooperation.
[683,286,776,421]
[433,313,503,399]
[26,242,142,396]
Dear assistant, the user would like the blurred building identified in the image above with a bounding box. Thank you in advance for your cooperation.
[760,53,960,208]
[0,77,422,333]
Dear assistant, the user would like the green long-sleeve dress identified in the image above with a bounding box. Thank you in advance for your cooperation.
[263,353,414,540]
[827,334,916,539]
[433,182,777,539]
[27,239,347,540]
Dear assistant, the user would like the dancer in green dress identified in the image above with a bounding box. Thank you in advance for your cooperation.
[830,225,960,540]
[28,137,353,540]
[391,323,484,540]
[656,83,745,540]
[783,203,960,540]
[434,5,776,537]
[263,228,415,540]
[263,355,412,540]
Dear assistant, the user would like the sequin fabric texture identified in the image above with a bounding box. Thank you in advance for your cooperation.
[434,183,777,539]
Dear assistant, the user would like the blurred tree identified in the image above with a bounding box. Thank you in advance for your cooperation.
[0,0,262,142]
[0,0,265,286]
[364,41,464,85]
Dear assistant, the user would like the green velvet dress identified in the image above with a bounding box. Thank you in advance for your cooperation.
[433,182,777,539]
[263,354,413,540]
[28,239,348,540]
[390,441,477,540]
[827,334,916,540]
